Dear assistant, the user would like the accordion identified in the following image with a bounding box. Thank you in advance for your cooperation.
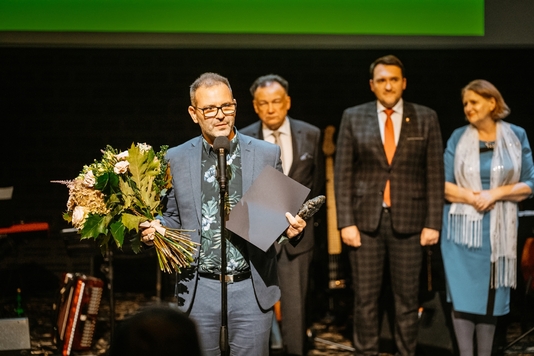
[55,273,104,356]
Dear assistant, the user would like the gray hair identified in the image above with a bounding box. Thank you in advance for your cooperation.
[189,72,232,106]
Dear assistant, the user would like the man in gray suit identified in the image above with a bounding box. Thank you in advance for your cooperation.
[240,74,324,356]
[334,55,444,356]
[141,72,307,356]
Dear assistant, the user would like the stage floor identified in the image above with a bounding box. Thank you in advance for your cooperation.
[1,291,533,356]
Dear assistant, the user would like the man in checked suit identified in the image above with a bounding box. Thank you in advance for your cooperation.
[241,74,324,356]
[334,55,444,356]
[141,72,307,356]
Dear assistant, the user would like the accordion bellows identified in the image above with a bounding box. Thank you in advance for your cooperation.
[55,273,104,356]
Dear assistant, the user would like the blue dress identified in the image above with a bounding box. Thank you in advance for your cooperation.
[441,123,534,316]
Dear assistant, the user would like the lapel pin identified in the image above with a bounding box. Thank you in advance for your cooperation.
[405,117,410,122]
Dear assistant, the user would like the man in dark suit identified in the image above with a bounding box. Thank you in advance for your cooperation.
[241,74,324,356]
[141,72,307,356]
[334,55,444,356]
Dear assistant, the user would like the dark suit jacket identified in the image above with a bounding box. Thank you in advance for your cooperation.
[161,132,286,313]
[334,101,444,234]
[240,117,325,255]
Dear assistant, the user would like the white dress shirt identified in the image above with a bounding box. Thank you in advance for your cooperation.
[377,99,403,146]
[262,117,293,175]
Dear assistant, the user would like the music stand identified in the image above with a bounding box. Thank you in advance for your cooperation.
[0,186,14,228]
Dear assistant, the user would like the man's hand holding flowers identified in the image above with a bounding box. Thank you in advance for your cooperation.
[140,219,165,246]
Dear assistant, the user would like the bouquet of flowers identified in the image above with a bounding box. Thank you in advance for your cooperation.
[53,143,198,273]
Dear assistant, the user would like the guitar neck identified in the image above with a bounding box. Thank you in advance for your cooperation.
[322,125,345,290]
[325,156,342,255]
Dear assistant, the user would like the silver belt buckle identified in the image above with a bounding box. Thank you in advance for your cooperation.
[223,274,234,284]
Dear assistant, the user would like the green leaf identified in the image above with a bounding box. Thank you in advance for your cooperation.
[62,212,72,223]
[98,234,112,255]
[107,193,121,204]
[80,214,109,238]
[95,171,120,195]
[130,232,142,254]
[128,145,160,217]
[119,178,135,210]
[106,193,122,213]
[110,220,126,247]
[95,172,110,191]
[108,172,120,193]
[122,213,146,232]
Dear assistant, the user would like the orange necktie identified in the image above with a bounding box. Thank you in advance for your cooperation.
[383,109,395,207]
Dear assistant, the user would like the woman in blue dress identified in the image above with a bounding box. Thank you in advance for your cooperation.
[441,79,534,356]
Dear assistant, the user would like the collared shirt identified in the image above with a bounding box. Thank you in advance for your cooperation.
[262,117,293,175]
[377,99,403,146]
[198,135,249,274]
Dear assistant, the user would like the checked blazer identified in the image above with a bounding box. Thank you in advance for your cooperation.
[160,132,287,314]
[334,101,444,235]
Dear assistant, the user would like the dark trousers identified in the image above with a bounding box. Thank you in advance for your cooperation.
[277,246,313,355]
[349,208,423,356]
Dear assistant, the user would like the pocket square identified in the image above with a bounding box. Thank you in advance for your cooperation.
[300,152,313,160]
[407,137,424,141]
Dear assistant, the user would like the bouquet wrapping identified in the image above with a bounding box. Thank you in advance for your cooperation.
[54,143,198,273]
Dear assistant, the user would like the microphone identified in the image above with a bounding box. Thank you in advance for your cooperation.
[213,136,230,192]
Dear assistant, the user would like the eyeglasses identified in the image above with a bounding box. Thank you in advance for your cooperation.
[194,103,237,119]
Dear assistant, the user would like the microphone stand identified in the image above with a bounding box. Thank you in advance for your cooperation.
[219,184,229,355]
[215,139,230,356]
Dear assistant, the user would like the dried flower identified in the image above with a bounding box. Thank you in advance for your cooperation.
[65,178,108,215]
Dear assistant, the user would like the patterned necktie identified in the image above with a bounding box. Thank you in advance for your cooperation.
[272,131,286,174]
[383,109,395,207]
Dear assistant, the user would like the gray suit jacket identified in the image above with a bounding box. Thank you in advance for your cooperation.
[161,132,285,313]
[334,101,444,234]
[240,117,325,255]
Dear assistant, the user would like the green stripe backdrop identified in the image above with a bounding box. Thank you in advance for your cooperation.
[0,0,484,35]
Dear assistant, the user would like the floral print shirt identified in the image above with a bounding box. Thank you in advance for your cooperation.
[197,135,249,274]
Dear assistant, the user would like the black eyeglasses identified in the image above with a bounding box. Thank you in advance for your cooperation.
[194,103,237,119]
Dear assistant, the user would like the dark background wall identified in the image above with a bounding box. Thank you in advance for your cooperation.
[0,2,534,317]
[2,0,534,235]
[1,47,534,232]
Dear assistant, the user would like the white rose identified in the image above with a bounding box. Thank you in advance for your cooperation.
[72,206,88,228]
[116,150,129,160]
[83,171,96,187]
[114,161,129,174]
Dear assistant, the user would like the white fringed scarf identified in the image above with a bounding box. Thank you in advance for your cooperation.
[448,121,521,288]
